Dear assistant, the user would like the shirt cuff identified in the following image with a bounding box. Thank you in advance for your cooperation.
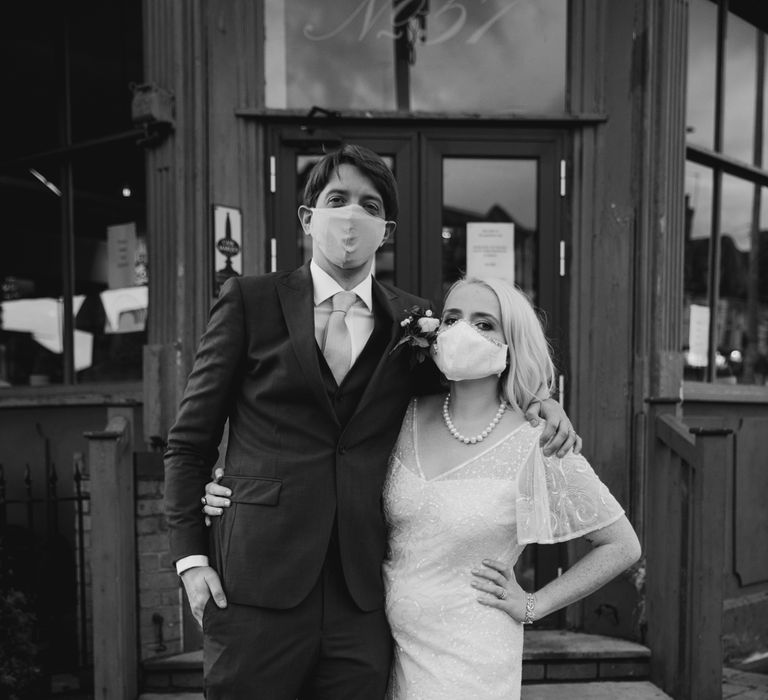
[176,555,210,576]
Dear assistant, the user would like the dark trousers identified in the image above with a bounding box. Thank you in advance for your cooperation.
[202,539,392,700]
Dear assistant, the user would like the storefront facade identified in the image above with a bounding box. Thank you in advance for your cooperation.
[1,0,767,690]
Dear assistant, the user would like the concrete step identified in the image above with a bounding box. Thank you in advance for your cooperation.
[522,680,672,699]
[142,650,204,693]
[141,630,651,692]
[137,685,671,700]
[522,629,651,683]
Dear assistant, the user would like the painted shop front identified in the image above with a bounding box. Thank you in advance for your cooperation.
[1,0,767,696]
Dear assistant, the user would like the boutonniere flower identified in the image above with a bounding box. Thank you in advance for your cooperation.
[392,306,441,366]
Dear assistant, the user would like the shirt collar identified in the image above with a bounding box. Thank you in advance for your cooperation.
[310,259,373,311]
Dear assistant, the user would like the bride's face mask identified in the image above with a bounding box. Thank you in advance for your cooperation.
[431,319,508,381]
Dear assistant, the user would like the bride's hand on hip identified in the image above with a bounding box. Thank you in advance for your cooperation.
[471,559,528,623]
[201,467,231,526]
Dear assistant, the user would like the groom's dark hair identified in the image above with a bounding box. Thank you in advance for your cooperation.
[302,144,399,221]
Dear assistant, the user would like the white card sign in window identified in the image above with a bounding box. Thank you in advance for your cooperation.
[465,222,515,282]
[107,222,138,289]
[687,303,710,368]
[213,205,243,295]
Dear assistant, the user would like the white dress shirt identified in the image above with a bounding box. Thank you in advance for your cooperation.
[176,261,376,576]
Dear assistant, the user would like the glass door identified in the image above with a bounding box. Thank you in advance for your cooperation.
[420,132,564,325]
[421,133,567,624]
[270,125,569,624]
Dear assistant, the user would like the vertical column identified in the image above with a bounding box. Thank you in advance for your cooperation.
[84,408,137,700]
[645,0,688,396]
[142,0,209,442]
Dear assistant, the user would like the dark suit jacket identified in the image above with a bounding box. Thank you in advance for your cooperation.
[164,262,438,611]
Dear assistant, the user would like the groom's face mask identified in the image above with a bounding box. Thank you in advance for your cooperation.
[307,204,391,269]
[431,319,509,381]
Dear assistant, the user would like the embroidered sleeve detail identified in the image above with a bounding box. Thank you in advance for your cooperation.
[515,443,624,545]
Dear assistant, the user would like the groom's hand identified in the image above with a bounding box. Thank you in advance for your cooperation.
[180,566,227,626]
[525,398,582,458]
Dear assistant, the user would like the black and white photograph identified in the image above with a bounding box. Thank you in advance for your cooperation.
[1,1,767,699]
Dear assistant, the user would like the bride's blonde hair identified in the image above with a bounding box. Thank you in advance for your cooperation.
[446,277,556,411]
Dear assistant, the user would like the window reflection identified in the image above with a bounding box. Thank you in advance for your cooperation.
[0,170,65,386]
[683,162,712,380]
[265,0,566,113]
[724,14,758,163]
[441,158,537,300]
[0,0,145,388]
[0,149,147,388]
[715,177,767,385]
[686,0,717,151]
[685,1,768,387]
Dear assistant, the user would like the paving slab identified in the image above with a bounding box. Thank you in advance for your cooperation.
[521,681,673,699]
[722,667,768,699]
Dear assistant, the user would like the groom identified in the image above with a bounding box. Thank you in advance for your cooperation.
[164,144,579,699]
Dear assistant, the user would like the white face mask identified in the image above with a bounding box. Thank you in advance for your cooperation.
[307,204,390,269]
[431,319,508,381]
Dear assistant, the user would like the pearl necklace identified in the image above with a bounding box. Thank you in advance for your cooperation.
[442,393,507,445]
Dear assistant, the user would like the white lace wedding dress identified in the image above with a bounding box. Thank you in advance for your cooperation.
[382,399,625,700]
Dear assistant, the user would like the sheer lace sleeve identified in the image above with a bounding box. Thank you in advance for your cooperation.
[515,444,624,545]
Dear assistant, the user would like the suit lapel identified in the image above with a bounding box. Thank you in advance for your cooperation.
[276,263,339,424]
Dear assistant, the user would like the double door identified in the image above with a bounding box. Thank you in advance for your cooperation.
[268,125,571,620]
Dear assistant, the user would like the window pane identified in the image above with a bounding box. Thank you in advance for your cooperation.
[755,187,768,385]
[723,13,758,163]
[683,161,713,380]
[763,32,768,169]
[265,0,566,113]
[0,169,65,387]
[0,8,59,157]
[441,158,537,301]
[68,1,143,142]
[266,0,396,110]
[409,0,565,112]
[718,177,768,385]
[72,143,147,383]
[686,0,718,151]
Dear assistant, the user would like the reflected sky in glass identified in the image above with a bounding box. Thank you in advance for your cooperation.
[720,174,756,251]
[686,0,717,151]
[443,159,536,228]
[685,161,713,241]
[265,0,565,113]
[687,0,766,167]
[723,14,757,163]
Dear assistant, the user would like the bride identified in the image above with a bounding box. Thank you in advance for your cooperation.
[203,276,641,700]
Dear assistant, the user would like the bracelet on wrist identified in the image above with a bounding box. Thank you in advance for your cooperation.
[523,593,536,625]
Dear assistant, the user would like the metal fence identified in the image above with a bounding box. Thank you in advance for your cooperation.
[0,445,91,689]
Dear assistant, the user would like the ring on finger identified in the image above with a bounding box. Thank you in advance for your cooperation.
[201,495,207,506]
[496,588,507,600]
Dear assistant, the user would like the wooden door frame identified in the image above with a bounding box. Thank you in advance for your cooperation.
[267,121,573,625]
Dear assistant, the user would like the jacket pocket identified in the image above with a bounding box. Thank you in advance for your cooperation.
[220,474,282,506]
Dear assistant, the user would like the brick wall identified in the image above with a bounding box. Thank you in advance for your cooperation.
[135,452,182,660]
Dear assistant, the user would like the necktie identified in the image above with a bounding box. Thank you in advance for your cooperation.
[323,291,357,385]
